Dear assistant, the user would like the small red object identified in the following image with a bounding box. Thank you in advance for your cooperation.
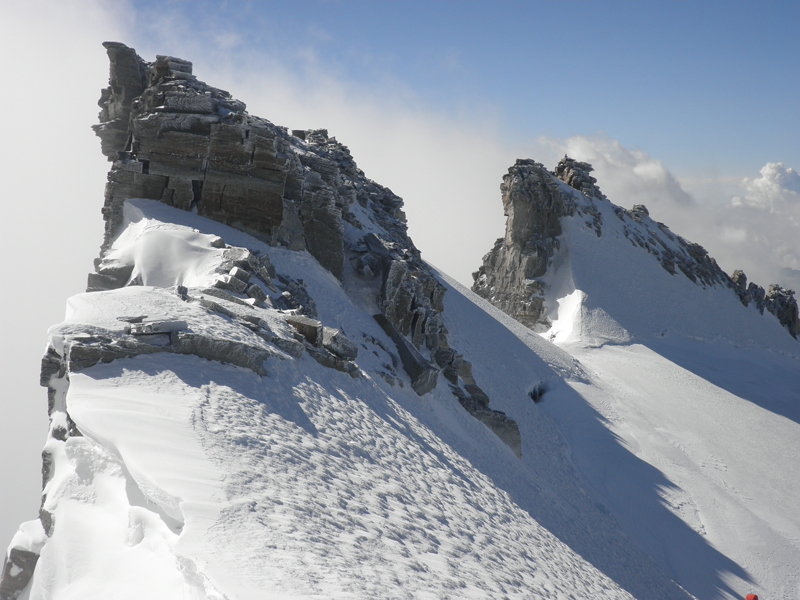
[745,594,758,600]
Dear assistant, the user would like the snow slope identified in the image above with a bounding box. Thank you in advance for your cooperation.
[10,200,695,600]
[464,172,800,599]
[10,189,799,600]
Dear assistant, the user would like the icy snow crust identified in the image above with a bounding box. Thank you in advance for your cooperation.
[25,200,694,600]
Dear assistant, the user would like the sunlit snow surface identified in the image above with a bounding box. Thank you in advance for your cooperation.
[441,184,800,600]
[21,199,800,600]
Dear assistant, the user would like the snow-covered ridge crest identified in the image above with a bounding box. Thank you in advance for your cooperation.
[3,199,698,600]
[473,157,800,346]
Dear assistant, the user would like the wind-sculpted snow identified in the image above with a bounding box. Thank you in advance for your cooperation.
[4,202,695,599]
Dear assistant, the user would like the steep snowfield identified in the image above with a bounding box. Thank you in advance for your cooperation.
[459,180,800,600]
[13,194,799,599]
[16,200,692,600]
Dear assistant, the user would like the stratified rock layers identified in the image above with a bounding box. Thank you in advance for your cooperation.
[90,42,446,376]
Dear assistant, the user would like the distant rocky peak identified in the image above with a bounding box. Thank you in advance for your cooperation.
[474,156,800,339]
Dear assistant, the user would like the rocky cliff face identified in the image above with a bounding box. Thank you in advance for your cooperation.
[473,157,800,339]
[89,41,488,400]
[92,44,528,438]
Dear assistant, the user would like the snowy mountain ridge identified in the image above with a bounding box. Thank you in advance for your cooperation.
[473,157,799,344]
[2,42,799,600]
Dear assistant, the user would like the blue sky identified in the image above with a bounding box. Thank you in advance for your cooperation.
[125,0,800,174]
[1,0,799,550]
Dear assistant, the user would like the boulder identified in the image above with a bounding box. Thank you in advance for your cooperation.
[229,266,251,283]
[470,408,522,459]
[305,345,359,378]
[285,315,323,346]
[374,314,439,396]
[172,332,273,376]
[322,327,358,361]
[245,284,267,304]
[214,273,248,294]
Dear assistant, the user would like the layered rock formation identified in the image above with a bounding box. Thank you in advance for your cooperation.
[473,157,800,338]
[90,42,453,378]
[0,42,528,599]
[731,271,800,338]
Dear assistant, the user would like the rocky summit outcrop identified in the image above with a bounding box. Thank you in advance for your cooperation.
[472,158,583,330]
[89,42,447,392]
[86,41,513,409]
[731,271,800,338]
[87,41,521,413]
[473,156,800,338]
[90,42,457,381]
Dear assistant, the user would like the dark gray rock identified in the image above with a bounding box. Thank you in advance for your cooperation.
[553,155,606,202]
[270,336,305,359]
[0,548,39,600]
[732,269,748,291]
[173,332,273,376]
[322,327,359,361]
[764,284,799,338]
[285,315,323,346]
[245,283,267,304]
[729,271,799,337]
[40,347,63,387]
[374,314,439,396]
[247,253,276,291]
[472,159,572,330]
[469,408,522,459]
[305,345,360,378]
[229,266,251,283]
[129,320,187,335]
[198,288,252,309]
[66,334,165,372]
[463,384,491,407]
[214,273,248,294]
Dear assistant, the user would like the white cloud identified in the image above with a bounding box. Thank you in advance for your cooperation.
[534,133,694,209]
[733,162,800,211]
[0,0,132,550]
